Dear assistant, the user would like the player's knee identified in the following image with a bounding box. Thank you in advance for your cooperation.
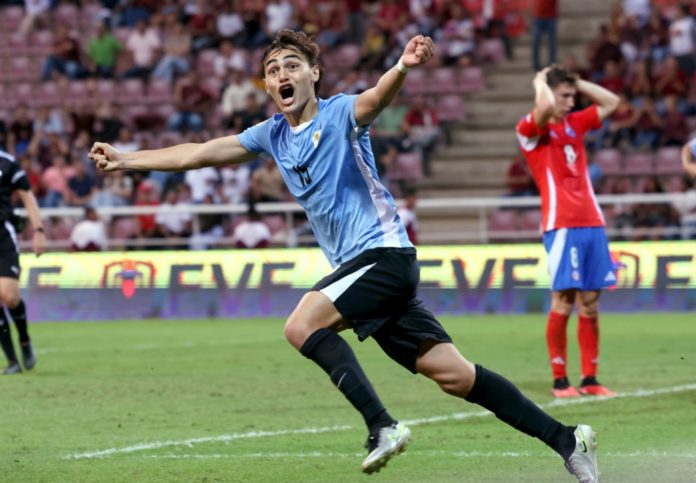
[283,316,310,349]
[436,376,473,398]
[579,303,599,318]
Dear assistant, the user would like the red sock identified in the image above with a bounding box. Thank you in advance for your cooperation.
[546,312,570,380]
[578,314,599,379]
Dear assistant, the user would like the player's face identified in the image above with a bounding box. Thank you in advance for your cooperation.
[552,83,576,118]
[264,48,319,117]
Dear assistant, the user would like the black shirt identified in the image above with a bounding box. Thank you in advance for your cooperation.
[0,150,31,222]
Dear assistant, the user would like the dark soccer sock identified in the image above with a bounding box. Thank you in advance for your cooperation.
[0,311,18,363]
[9,300,29,344]
[300,328,396,433]
[465,364,576,460]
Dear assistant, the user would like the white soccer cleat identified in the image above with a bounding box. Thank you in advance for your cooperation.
[564,424,599,483]
[361,422,411,474]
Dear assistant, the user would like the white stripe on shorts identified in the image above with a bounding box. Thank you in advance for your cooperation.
[4,221,19,253]
[547,228,567,288]
[320,263,376,303]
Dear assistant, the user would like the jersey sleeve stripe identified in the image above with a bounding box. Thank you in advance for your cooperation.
[11,170,26,184]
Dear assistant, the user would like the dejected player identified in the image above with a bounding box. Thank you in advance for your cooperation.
[516,65,620,398]
[90,30,601,482]
[0,148,45,374]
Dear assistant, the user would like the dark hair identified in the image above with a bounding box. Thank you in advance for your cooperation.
[546,66,577,88]
[261,29,323,95]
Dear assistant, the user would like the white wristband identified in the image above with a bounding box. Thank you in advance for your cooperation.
[396,57,410,74]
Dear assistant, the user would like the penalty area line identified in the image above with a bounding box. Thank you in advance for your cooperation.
[64,383,696,460]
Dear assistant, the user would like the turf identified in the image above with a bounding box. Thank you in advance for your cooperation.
[1,314,694,482]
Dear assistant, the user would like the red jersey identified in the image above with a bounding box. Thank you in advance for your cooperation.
[515,105,604,232]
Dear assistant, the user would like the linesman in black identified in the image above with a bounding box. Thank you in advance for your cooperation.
[0,149,45,374]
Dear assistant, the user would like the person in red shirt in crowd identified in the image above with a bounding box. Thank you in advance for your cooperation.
[654,56,688,98]
[506,155,536,196]
[397,188,418,245]
[532,0,558,71]
[598,60,625,94]
[516,65,620,398]
[402,96,441,176]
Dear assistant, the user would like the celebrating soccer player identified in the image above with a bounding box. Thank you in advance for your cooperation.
[516,66,620,398]
[91,31,600,482]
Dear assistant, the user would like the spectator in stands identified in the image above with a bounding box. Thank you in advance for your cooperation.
[69,104,96,144]
[19,154,43,200]
[41,154,75,207]
[8,104,34,157]
[661,96,689,146]
[265,0,295,38]
[587,25,624,79]
[92,170,133,207]
[184,164,219,203]
[618,12,643,63]
[643,8,670,62]
[66,158,96,206]
[397,188,418,245]
[187,0,216,53]
[19,0,51,34]
[70,206,107,251]
[668,4,695,77]
[622,0,650,26]
[134,180,160,240]
[41,26,87,81]
[216,0,245,43]
[152,19,192,83]
[532,0,558,71]
[169,70,214,132]
[33,107,65,138]
[632,176,681,239]
[654,55,688,98]
[228,92,267,132]
[221,69,267,127]
[505,155,536,197]
[332,71,369,96]
[32,131,69,169]
[631,95,662,149]
[402,96,441,176]
[190,193,226,250]
[599,60,625,94]
[672,176,696,238]
[441,3,475,67]
[625,59,653,97]
[214,40,247,79]
[231,206,271,249]
[87,24,124,78]
[220,164,250,206]
[251,157,287,203]
[359,24,388,71]
[155,186,192,240]
[682,136,696,178]
[605,91,635,149]
[94,102,125,144]
[123,19,161,79]
[112,127,140,153]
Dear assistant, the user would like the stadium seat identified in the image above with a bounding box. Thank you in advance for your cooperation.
[197,49,218,77]
[436,95,466,123]
[66,81,92,108]
[145,78,175,104]
[336,44,361,69]
[118,78,146,105]
[388,151,423,181]
[402,69,427,95]
[654,147,683,175]
[201,77,223,99]
[30,30,54,57]
[623,152,655,176]
[11,82,36,107]
[686,116,696,134]
[594,148,622,176]
[262,215,287,235]
[0,6,25,31]
[520,209,542,232]
[477,39,506,64]
[35,81,63,108]
[427,67,458,95]
[80,3,103,30]
[5,56,33,82]
[489,209,517,232]
[458,66,486,92]
[53,3,80,29]
[157,131,185,148]
[94,79,117,99]
[110,217,140,240]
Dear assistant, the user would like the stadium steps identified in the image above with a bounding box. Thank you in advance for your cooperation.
[413,0,612,243]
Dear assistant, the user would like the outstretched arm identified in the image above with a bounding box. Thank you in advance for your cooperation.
[576,79,619,121]
[89,135,257,172]
[683,141,696,178]
[354,35,434,126]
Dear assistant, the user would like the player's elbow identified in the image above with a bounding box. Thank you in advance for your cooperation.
[605,93,620,113]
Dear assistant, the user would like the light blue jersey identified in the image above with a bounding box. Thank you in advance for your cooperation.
[237,94,413,267]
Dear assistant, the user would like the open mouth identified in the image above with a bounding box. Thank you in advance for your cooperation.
[279,84,294,105]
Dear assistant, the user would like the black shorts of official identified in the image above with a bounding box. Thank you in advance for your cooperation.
[312,247,452,373]
[0,221,20,279]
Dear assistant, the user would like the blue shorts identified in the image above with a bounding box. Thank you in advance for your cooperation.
[543,227,616,291]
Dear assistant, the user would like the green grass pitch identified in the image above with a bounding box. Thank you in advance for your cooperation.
[1,313,694,482]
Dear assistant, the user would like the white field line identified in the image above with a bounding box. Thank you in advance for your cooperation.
[64,383,696,460]
[137,450,696,460]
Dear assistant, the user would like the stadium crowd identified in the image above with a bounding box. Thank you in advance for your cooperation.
[0,0,526,248]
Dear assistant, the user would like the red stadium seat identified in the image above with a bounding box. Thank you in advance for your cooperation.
[458,67,486,92]
[262,215,287,235]
[594,148,622,176]
[118,78,146,105]
[436,95,466,123]
[520,209,542,232]
[477,39,506,64]
[35,81,64,108]
[197,49,218,77]
[336,44,361,69]
[388,151,423,181]
[53,3,80,29]
[489,210,517,232]
[94,79,117,99]
[623,152,654,175]
[654,147,683,175]
[427,67,458,95]
[5,56,33,82]
[201,77,223,100]
[0,6,25,31]
[145,78,175,104]
[111,217,140,239]
[30,30,54,57]
[11,82,36,107]
[402,68,427,96]
[66,81,92,108]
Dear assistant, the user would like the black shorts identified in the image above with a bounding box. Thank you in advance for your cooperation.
[0,221,20,279]
[312,247,452,373]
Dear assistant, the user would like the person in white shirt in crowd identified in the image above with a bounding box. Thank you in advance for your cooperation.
[190,193,226,250]
[397,188,418,245]
[216,0,245,43]
[232,207,271,249]
[155,187,191,240]
[70,206,107,251]
[123,19,161,79]
[152,19,192,83]
[20,0,51,34]
[221,69,268,126]
[220,163,251,204]
[668,4,695,77]
[214,40,247,79]
[265,0,295,37]
[112,127,140,153]
[184,165,219,203]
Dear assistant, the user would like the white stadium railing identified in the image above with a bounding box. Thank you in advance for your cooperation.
[14,192,696,250]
